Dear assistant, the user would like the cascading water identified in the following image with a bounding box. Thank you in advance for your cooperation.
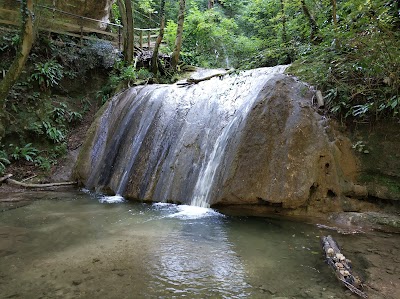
[77,64,345,209]
[189,68,287,207]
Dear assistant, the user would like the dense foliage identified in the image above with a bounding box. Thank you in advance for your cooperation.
[161,0,399,121]
[0,0,399,176]
[0,32,117,175]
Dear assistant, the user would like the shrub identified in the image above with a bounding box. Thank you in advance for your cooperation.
[31,60,64,90]
[9,143,39,162]
[0,149,10,175]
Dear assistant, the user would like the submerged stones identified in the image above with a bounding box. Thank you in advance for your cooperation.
[73,66,359,212]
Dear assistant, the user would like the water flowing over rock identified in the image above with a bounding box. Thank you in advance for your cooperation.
[74,66,359,210]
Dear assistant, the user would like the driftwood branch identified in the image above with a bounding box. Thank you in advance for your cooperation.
[321,235,367,298]
[0,173,13,183]
[7,178,76,188]
[21,174,37,182]
[1,174,76,188]
[177,69,236,86]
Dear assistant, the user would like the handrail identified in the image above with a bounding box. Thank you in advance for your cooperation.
[132,9,160,27]
[134,27,159,31]
[0,5,161,50]
[35,4,123,27]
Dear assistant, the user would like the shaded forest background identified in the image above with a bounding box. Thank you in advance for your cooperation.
[0,0,399,176]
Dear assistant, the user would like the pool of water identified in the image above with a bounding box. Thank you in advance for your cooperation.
[0,191,399,299]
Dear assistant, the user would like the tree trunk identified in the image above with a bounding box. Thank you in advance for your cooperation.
[331,0,338,49]
[300,0,320,43]
[170,0,186,70]
[331,0,337,27]
[280,0,287,44]
[117,0,128,54]
[0,0,34,140]
[151,0,166,75]
[208,0,215,9]
[124,0,134,64]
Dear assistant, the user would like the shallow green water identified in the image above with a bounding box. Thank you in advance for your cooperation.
[0,191,399,299]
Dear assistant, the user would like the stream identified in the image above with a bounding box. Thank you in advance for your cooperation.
[0,191,399,299]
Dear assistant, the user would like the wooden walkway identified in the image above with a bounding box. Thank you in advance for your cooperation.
[0,5,159,50]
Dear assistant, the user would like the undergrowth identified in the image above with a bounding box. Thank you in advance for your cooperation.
[0,32,120,176]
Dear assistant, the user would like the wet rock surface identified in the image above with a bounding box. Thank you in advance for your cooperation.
[74,67,359,212]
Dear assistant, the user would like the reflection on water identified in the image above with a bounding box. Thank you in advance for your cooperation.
[150,204,248,298]
[0,191,399,299]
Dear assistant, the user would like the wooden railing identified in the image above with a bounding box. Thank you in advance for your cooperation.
[134,27,159,49]
[0,5,161,51]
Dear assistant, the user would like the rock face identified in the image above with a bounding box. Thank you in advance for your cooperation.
[1,0,113,29]
[73,67,359,211]
[350,122,400,202]
[217,78,357,209]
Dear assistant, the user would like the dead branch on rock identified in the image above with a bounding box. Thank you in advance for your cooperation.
[0,174,13,183]
[321,235,368,298]
[1,174,76,188]
[177,69,236,86]
[21,174,37,182]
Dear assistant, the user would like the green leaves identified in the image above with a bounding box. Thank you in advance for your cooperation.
[9,143,39,162]
[31,60,64,90]
[0,149,10,175]
[42,121,65,143]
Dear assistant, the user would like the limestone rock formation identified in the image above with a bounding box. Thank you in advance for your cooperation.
[73,67,360,212]
[217,77,357,209]
[1,0,113,29]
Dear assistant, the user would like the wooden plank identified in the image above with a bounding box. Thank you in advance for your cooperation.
[40,19,117,37]
[36,4,122,28]
[39,27,83,39]
[134,34,158,40]
[0,8,19,15]
[40,27,103,41]
[0,19,19,26]
[0,25,18,32]
[134,27,159,32]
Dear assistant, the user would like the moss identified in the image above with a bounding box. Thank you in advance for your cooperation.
[360,173,400,197]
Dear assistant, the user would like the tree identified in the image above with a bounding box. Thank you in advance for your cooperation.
[125,0,135,63]
[0,0,35,140]
[299,0,320,43]
[331,0,338,48]
[280,0,287,44]
[151,0,166,74]
[118,0,134,64]
[170,0,186,70]
[208,0,215,9]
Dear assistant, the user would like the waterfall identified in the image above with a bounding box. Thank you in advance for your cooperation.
[78,66,292,207]
[190,66,288,207]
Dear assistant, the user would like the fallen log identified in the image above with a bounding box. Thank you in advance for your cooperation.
[321,235,367,298]
[1,174,76,188]
[21,174,37,182]
[0,174,13,184]
[177,69,236,86]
